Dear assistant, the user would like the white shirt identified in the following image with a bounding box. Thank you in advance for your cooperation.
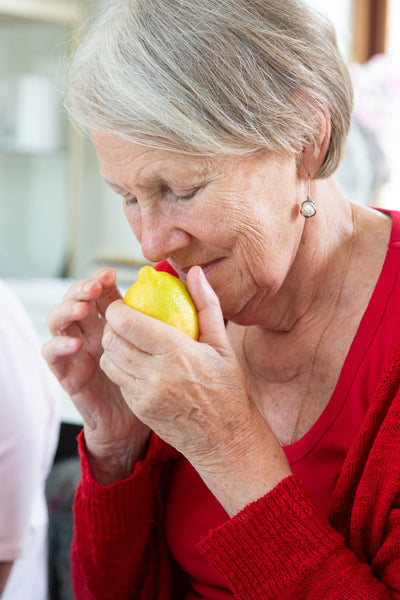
[0,280,60,599]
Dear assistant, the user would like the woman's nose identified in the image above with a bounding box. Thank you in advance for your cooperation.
[139,218,191,263]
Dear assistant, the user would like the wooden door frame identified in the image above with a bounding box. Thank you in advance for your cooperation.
[352,0,388,63]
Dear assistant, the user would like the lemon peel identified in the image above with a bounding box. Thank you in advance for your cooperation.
[123,266,199,340]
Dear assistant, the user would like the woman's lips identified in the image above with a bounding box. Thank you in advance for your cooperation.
[172,258,223,282]
[201,258,223,275]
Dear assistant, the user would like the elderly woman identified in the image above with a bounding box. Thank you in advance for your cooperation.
[43,0,400,598]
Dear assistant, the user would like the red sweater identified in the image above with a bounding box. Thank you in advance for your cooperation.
[71,340,400,599]
[72,210,400,598]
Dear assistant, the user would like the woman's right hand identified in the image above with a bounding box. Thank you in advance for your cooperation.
[42,268,150,483]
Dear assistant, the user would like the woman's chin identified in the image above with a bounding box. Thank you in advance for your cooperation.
[218,292,260,325]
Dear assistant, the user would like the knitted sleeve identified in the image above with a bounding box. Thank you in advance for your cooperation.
[198,476,399,599]
[70,431,185,600]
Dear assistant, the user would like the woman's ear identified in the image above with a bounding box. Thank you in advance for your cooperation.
[297,108,331,179]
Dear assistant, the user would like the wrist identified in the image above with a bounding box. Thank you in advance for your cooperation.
[192,415,291,517]
[83,428,150,485]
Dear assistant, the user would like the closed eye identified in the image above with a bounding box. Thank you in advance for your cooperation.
[105,181,138,207]
[108,181,201,206]
[173,187,202,202]
[123,196,138,207]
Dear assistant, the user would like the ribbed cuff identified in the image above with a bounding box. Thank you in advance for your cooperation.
[76,430,178,543]
[197,476,344,599]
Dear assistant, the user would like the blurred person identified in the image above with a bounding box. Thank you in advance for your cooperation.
[0,280,59,599]
[44,0,400,597]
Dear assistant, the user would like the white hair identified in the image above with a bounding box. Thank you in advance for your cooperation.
[66,0,353,177]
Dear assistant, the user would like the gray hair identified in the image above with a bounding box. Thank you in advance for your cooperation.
[66,0,353,177]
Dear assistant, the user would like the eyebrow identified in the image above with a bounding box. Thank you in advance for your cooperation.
[104,180,124,191]
[102,180,126,196]
[103,165,208,194]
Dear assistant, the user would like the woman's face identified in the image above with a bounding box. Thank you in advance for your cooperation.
[92,130,305,325]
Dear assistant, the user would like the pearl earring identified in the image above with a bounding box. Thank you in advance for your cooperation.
[300,177,317,218]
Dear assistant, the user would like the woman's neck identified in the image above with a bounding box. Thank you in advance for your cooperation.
[253,178,355,333]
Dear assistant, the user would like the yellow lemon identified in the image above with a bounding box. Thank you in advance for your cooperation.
[123,266,199,340]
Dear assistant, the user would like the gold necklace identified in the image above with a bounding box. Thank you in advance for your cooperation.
[242,203,357,446]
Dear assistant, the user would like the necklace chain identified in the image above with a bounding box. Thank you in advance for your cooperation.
[242,203,357,446]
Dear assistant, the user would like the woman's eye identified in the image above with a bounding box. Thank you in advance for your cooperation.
[174,188,199,202]
[123,196,138,207]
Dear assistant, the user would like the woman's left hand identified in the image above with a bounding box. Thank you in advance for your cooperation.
[100,266,291,515]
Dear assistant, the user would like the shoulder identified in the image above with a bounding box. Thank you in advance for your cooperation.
[357,204,393,242]
[0,280,59,432]
[0,280,41,350]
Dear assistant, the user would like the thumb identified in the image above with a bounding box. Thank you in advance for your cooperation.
[186,266,230,352]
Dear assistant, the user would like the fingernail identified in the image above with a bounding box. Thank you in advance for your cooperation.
[98,268,114,281]
[84,281,96,292]
[72,303,81,316]
[198,267,207,282]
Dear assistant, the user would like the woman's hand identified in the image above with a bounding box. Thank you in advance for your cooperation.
[42,268,150,484]
[100,266,291,515]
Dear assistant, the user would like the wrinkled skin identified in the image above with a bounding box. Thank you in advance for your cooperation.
[45,125,373,514]
[43,268,151,482]
[43,261,289,512]
[100,265,289,513]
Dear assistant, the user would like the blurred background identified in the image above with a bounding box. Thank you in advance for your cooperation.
[0,0,399,598]
[1,0,399,334]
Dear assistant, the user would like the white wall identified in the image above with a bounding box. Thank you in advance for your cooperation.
[305,0,353,59]
[0,21,70,277]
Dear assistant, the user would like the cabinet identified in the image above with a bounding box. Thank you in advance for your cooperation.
[0,1,83,24]
[0,0,146,281]
[0,0,86,279]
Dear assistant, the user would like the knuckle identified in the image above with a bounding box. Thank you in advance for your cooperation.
[94,267,110,279]
[63,277,95,301]
[209,293,222,311]
[102,324,114,350]
[41,340,51,360]
[108,302,137,340]
[124,315,139,340]
[46,304,63,333]
[99,351,112,375]
[63,280,80,301]
[41,339,58,364]
[46,302,68,334]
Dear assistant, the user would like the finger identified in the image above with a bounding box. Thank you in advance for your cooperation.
[42,337,83,384]
[63,277,103,302]
[62,269,120,308]
[42,337,96,398]
[105,299,190,354]
[78,298,108,336]
[99,350,139,391]
[47,300,91,336]
[53,270,121,338]
[92,268,123,316]
[76,269,122,335]
[102,322,149,371]
[99,349,154,425]
[186,266,230,352]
